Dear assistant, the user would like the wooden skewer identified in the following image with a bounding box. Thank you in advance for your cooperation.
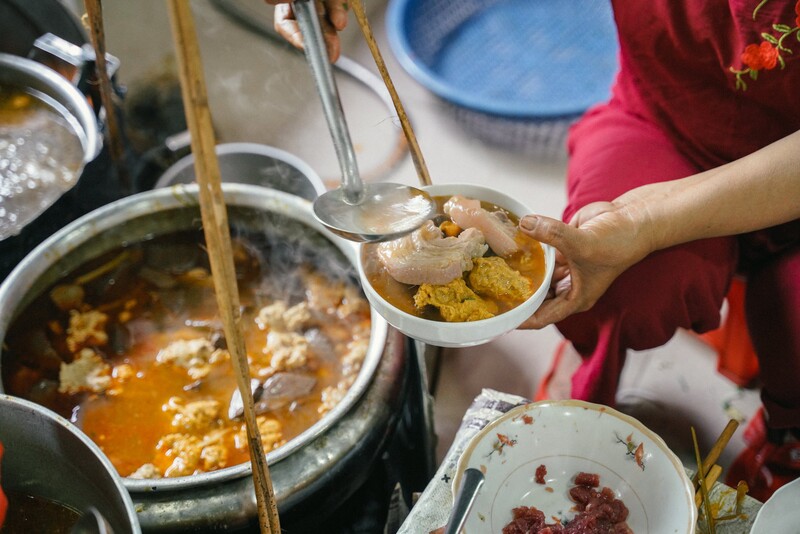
[691,427,716,534]
[692,419,739,491]
[166,2,279,533]
[83,0,128,187]
[349,0,432,187]
[695,464,722,508]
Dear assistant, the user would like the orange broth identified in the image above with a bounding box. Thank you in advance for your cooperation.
[2,229,370,478]
[361,196,546,321]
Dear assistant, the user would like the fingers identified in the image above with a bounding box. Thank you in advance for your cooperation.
[552,263,570,282]
[274,4,304,51]
[325,0,349,30]
[519,215,580,257]
[554,276,572,296]
[518,295,579,329]
[567,201,614,227]
[319,9,342,62]
[272,1,343,62]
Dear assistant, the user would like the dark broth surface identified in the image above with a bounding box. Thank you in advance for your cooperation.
[361,195,546,321]
[3,491,81,534]
[2,227,370,478]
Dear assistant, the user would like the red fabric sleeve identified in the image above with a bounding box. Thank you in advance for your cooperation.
[0,442,7,528]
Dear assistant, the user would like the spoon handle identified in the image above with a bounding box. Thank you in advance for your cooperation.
[444,468,485,534]
[293,0,364,205]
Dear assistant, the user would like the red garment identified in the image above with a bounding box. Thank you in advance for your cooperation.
[611,0,800,169]
[0,442,7,528]
[558,0,800,430]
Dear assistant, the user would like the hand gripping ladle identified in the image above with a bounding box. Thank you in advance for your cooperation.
[292,0,435,243]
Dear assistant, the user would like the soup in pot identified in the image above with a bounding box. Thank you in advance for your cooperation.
[2,225,371,479]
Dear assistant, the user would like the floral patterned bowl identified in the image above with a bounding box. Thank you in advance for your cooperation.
[452,400,697,533]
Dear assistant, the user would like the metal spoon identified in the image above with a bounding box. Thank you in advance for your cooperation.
[292,0,435,243]
[444,468,485,534]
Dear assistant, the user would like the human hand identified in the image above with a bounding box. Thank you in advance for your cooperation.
[517,200,654,329]
[267,0,349,62]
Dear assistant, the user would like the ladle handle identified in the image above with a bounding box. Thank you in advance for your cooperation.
[293,0,364,205]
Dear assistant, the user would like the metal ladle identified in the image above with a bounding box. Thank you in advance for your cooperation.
[292,0,435,243]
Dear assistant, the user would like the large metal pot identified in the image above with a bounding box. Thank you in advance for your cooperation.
[0,183,408,531]
[0,394,141,533]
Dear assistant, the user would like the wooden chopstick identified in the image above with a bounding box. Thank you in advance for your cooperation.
[692,419,739,491]
[691,427,716,534]
[695,464,722,508]
[349,0,432,187]
[83,0,128,186]
[166,2,279,532]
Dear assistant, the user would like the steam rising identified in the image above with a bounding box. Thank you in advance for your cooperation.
[229,207,359,307]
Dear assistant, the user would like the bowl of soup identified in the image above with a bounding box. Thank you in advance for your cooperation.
[359,183,555,347]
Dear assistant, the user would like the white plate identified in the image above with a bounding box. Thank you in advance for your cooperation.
[750,478,800,533]
[452,400,697,533]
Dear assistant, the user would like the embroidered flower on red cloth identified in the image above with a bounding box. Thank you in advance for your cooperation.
[742,41,780,70]
[796,0,800,27]
[730,0,800,90]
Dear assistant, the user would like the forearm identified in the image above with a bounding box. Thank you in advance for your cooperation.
[620,129,800,253]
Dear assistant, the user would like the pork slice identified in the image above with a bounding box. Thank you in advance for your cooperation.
[228,373,316,419]
[255,372,316,412]
[443,195,520,257]
[376,220,488,285]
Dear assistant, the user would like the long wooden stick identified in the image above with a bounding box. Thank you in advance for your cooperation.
[691,427,716,534]
[166,2,279,532]
[692,419,739,491]
[694,464,722,508]
[83,0,128,186]
[349,0,432,187]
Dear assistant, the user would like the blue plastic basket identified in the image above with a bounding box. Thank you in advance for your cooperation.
[386,0,619,158]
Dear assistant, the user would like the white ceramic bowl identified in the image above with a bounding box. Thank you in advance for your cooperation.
[453,400,697,533]
[750,478,800,533]
[357,183,555,348]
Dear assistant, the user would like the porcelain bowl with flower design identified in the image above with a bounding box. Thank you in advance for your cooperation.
[452,400,697,533]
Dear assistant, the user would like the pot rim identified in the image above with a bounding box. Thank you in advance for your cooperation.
[0,52,101,163]
[154,141,328,201]
[0,183,388,491]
